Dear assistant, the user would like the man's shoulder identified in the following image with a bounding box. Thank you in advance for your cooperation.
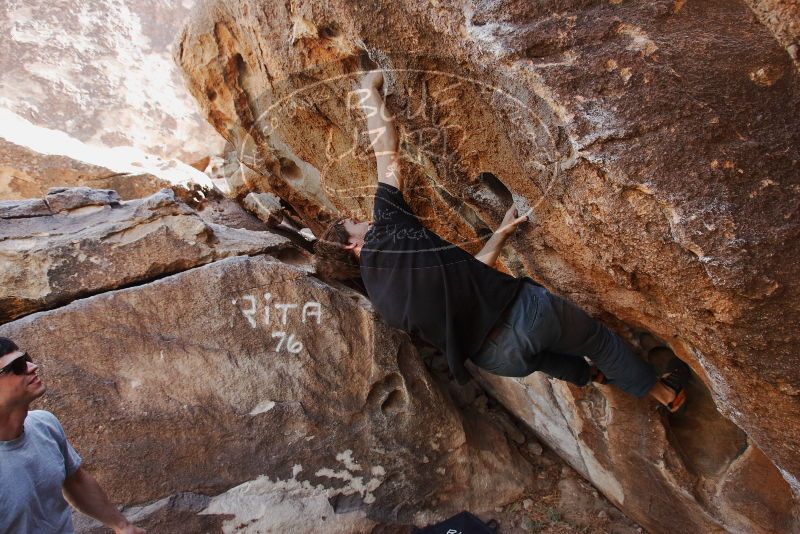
[28,410,59,424]
[26,410,65,438]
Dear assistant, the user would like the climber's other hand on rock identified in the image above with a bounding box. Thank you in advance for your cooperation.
[498,205,532,237]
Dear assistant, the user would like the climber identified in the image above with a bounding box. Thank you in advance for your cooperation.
[0,337,146,534]
[314,70,689,413]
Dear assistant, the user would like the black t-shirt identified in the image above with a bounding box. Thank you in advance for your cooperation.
[360,182,529,384]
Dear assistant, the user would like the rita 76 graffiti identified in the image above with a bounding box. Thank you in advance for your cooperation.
[232,292,322,354]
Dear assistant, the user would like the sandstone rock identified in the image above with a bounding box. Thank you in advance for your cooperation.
[204,143,264,197]
[0,198,51,219]
[714,443,797,533]
[527,442,543,457]
[557,475,611,527]
[0,187,296,323]
[0,0,224,164]
[73,493,226,534]
[0,255,532,530]
[243,191,286,227]
[0,139,171,201]
[176,1,800,531]
[189,156,211,172]
[472,368,797,533]
[177,185,318,263]
[745,0,800,68]
[171,182,275,233]
[45,187,121,212]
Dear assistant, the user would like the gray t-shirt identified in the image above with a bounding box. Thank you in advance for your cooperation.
[0,410,83,534]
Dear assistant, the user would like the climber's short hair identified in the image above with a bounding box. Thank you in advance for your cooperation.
[0,337,19,358]
[314,216,362,281]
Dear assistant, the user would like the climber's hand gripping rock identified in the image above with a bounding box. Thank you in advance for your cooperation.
[497,205,533,238]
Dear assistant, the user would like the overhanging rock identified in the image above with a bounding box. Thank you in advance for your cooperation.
[174,1,800,531]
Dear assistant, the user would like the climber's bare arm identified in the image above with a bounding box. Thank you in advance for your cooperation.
[358,70,402,190]
[474,231,509,268]
[475,205,532,268]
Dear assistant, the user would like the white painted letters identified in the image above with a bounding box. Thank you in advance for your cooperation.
[232,295,258,328]
[233,293,323,354]
[302,302,322,324]
[274,303,298,325]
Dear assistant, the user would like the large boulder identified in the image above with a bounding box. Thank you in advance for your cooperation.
[470,364,796,533]
[0,255,533,532]
[745,0,800,67]
[0,138,170,201]
[0,0,224,164]
[175,0,800,531]
[0,187,296,323]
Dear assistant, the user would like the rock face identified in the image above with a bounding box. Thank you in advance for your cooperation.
[470,364,797,533]
[0,187,295,323]
[0,138,170,201]
[0,255,533,532]
[175,0,800,532]
[204,142,264,197]
[746,0,800,67]
[0,0,224,164]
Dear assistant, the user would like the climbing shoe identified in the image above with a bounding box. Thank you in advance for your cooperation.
[659,356,690,414]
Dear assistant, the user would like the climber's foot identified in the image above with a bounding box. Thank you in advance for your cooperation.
[659,356,690,414]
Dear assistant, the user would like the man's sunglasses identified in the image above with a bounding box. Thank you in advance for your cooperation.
[0,352,33,376]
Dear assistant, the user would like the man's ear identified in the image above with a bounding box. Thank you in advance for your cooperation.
[344,242,357,251]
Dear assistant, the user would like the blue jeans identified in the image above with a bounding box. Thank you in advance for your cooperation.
[470,280,658,397]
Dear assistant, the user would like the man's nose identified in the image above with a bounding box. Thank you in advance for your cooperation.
[26,361,38,373]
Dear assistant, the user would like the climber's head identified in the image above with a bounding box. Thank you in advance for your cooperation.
[314,216,372,281]
[0,337,46,410]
